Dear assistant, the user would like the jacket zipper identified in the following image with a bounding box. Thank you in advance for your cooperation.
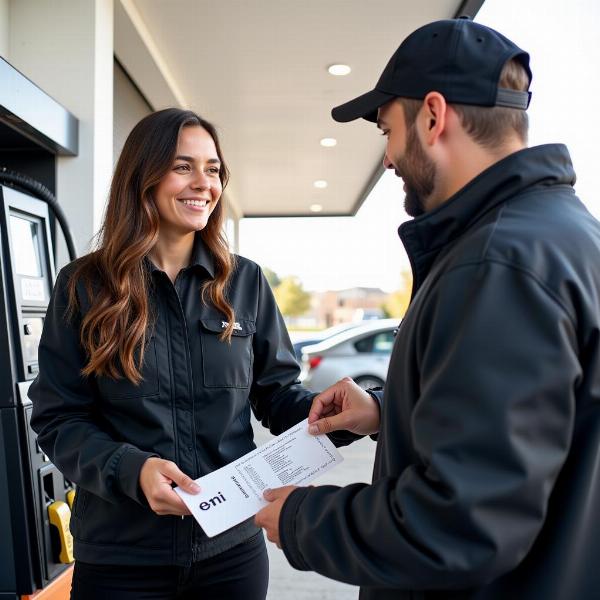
[173,271,200,554]
[157,276,182,563]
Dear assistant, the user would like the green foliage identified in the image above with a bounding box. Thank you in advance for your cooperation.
[273,277,311,317]
[263,267,281,288]
[382,271,413,318]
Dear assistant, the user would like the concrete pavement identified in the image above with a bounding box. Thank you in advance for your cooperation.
[251,418,376,600]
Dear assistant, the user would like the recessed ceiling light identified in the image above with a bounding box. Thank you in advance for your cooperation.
[328,64,351,76]
[310,204,323,212]
[313,180,328,189]
[320,138,337,147]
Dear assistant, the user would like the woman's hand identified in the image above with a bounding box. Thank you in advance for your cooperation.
[139,457,200,516]
[308,376,381,436]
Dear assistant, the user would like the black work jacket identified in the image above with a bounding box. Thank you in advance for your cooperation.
[29,239,346,566]
[280,144,600,599]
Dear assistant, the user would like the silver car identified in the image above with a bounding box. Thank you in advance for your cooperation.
[300,319,399,391]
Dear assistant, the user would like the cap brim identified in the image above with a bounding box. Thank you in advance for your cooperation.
[331,89,396,123]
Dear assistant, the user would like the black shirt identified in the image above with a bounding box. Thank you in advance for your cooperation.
[29,236,348,565]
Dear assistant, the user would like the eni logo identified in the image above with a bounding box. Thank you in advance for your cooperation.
[199,492,226,511]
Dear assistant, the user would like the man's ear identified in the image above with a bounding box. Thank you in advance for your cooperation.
[421,92,447,146]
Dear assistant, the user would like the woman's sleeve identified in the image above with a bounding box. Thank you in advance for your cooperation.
[249,267,361,446]
[28,267,157,505]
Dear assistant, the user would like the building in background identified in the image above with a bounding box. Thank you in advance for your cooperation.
[316,287,387,326]
[285,287,387,329]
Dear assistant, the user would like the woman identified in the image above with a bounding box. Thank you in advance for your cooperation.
[29,108,354,599]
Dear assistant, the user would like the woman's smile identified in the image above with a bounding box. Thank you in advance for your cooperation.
[178,197,210,211]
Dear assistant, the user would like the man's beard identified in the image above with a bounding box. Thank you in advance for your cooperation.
[394,125,436,218]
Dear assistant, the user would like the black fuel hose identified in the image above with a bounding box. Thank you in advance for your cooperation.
[0,167,78,261]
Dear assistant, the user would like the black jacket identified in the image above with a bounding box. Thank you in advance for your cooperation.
[29,239,352,566]
[280,144,600,599]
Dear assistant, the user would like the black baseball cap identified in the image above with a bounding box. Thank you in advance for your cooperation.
[332,18,532,123]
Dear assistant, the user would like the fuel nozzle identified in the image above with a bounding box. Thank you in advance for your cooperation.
[47,501,74,564]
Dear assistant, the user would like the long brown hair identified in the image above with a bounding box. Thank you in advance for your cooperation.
[67,108,236,383]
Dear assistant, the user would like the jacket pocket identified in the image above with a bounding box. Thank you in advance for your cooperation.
[71,490,171,550]
[200,318,255,388]
[95,337,160,399]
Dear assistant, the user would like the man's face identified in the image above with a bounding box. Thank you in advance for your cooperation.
[378,100,436,217]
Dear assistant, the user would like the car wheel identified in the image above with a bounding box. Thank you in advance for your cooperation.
[354,376,385,390]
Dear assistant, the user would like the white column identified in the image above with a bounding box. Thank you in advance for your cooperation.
[0,0,8,59]
[225,195,242,254]
[8,0,113,260]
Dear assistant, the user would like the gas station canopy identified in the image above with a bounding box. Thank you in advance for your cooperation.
[116,0,482,218]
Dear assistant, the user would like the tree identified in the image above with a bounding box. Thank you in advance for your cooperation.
[262,267,281,289]
[382,271,413,318]
[273,277,311,317]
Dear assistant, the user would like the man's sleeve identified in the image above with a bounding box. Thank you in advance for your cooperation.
[29,268,156,505]
[279,261,580,589]
[365,388,383,441]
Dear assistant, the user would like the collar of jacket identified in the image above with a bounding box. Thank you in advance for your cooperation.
[144,231,216,278]
[398,143,576,296]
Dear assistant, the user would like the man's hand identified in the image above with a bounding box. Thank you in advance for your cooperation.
[254,486,298,548]
[139,457,200,516]
[308,376,380,436]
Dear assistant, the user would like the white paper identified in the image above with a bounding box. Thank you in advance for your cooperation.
[175,418,343,537]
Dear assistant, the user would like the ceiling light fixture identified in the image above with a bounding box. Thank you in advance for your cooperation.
[313,180,328,189]
[320,138,337,147]
[328,64,351,76]
[310,204,323,213]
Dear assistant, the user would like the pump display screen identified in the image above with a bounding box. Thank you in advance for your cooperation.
[10,214,43,277]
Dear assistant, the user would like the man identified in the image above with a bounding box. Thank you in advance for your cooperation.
[255,17,600,599]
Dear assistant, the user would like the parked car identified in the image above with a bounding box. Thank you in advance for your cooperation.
[291,322,362,362]
[300,318,399,391]
[352,307,385,321]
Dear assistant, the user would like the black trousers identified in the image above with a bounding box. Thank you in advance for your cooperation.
[70,533,269,600]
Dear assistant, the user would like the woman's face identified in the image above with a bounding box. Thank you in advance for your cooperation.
[153,126,223,236]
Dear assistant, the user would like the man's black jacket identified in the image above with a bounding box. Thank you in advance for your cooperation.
[280,144,600,599]
[29,243,353,565]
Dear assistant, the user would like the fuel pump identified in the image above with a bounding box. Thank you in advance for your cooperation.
[0,56,79,600]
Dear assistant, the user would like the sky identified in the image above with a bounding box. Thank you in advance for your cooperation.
[239,170,410,293]
[239,0,600,294]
